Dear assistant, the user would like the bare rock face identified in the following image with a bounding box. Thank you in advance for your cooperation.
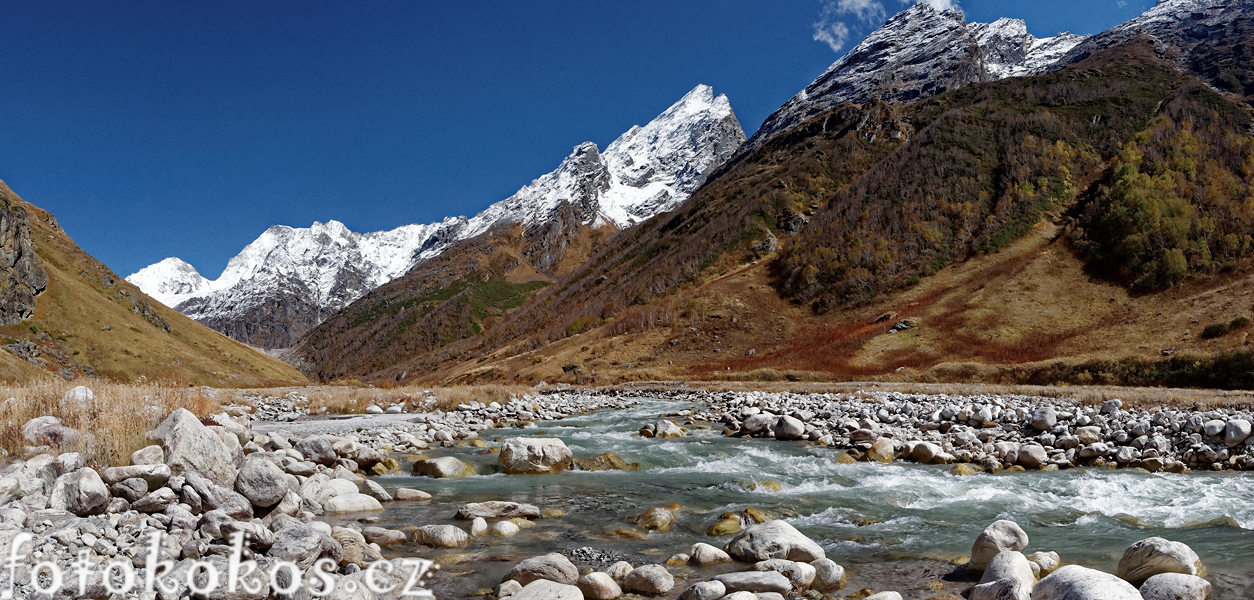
[0,193,48,325]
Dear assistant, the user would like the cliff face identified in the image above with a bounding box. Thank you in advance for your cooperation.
[0,192,48,325]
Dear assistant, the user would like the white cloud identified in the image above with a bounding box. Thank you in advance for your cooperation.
[813,20,853,53]
[1116,0,1128,6]
[912,0,961,12]
[813,0,962,53]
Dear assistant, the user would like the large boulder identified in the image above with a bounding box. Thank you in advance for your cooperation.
[727,520,825,562]
[507,553,579,586]
[1117,537,1203,586]
[61,468,108,516]
[21,416,82,448]
[149,408,237,486]
[811,558,847,591]
[1034,565,1142,600]
[413,525,469,548]
[412,456,476,478]
[774,416,806,440]
[713,571,792,594]
[455,500,541,520]
[971,551,1034,600]
[100,464,171,489]
[970,520,1029,572]
[678,581,725,600]
[654,420,686,438]
[575,451,640,471]
[1139,573,1212,600]
[624,565,674,596]
[322,493,384,514]
[754,559,816,589]
[295,436,337,466]
[234,457,289,508]
[577,572,622,600]
[269,524,342,571]
[688,542,732,566]
[500,438,574,474]
[511,580,584,600]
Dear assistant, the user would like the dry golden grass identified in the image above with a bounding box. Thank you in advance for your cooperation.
[242,384,538,414]
[0,379,218,467]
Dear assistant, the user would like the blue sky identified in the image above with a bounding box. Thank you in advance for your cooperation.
[0,0,1149,278]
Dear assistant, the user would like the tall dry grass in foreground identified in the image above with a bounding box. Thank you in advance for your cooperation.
[0,380,218,467]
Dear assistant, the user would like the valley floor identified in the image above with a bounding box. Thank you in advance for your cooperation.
[2,382,1250,599]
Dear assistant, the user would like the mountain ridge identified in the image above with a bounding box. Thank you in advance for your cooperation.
[129,84,745,348]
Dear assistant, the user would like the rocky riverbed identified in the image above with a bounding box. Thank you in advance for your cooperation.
[0,386,1249,599]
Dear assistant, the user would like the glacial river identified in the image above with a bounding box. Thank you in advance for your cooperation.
[347,399,1254,598]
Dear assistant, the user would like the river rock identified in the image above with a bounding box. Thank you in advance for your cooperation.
[131,487,177,512]
[654,420,686,438]
[863,593,903,600]
[811,558,847,591]
[689,542,732,566]
[100,463,171,488]
[270,524,342,571]
[322,493,383,514]
[61,468,108,516]
[362,526,407,546]
[774,416,806,440]
[1030,407,1057,431]
[234,457,289,508]
[678,580,725,600]
[714,571,792,594]
[578,572,622,600]
[21,416,81,447]
[634,506,676,531]
[456,500,542,520]
[606,561,633,581]
[1139,573,1212,600]
[1117,537,1202,586]
[1034,565,1142,600]
[294,435,338,466]
[508,553,580,586]
[575,451,640,471]
[413,524,469,548]
[729,520,825,562]
[755,559,816,589]
[511,580,583,600]
[497,580,523,598]
[395,487,433,500]
[1028,551,1061,576]
[494,520,521,537]
[624,564,674,596]
[110,477,147,502]
[970,520,1029,572]
[1224,419,1251,447]
[149,408,238,487]
[500,438,574,474]
[972,551,1035,600]
[469,516,489,536]
[1017,444,1049,469]
[863,437,893,462]
[413,456,476,478]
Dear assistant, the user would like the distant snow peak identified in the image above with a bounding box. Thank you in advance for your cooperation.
[970,18,1085,79]
[128,83,746,348]
[126,257,210,307]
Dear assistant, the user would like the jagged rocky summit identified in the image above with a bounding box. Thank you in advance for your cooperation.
[128,84,745,348]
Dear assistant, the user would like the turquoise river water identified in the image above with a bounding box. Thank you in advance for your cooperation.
[348,399,1254,598]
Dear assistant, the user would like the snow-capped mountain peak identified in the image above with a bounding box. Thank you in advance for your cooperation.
[969,18,1086,79]
[128,84,745,348]
[745,3,1091,152]
[126,257,211,307]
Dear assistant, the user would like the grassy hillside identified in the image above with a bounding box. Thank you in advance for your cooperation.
[296,40,1254,389]
[0,181,306,386]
